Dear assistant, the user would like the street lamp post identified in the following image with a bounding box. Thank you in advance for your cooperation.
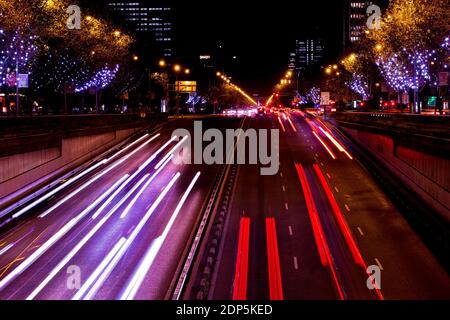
[174,64,181,116]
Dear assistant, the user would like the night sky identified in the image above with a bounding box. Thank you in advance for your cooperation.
[110,0,347,94]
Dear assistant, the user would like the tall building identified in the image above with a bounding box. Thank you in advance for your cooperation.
[344,0,374,47]
[294,39,325,74]
[288,52,296,71]
[107,1,174,57]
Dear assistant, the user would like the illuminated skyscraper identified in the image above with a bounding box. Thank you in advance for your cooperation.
[343,1,390,48]
[107,1,174,57]
[295,39,325,74]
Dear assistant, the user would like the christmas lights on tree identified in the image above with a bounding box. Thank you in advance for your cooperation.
[33,53,91,92]
[0,28,38,85]
[75,64,120,93]
[347,73,369,100]
[376,54,411,92]
[307,87,320,105]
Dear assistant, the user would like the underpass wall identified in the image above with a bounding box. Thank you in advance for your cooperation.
[0,127,141,203]
[341,127,450,222]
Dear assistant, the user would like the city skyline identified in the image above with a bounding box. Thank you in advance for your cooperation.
[0,0,449,308]
[92,0,349,94]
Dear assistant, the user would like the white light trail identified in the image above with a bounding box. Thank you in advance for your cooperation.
[0,243,14,257]
[312,131,337,160]
[71,237,127,300]
[38,134,160,218]
[319,127,353,160]
[121,155,173,219]
[24,175,130,300]
[154,136,188,170]
[286,116,297,132]
[91,175,130,220]
[120,172,201,300]
[277,116,286,132]
[26,136,178,298]
[73,173,181,300]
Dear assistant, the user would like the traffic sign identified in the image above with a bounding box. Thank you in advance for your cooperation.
[320,92,330,105]
[175,81,197,93]
[17,74,29,88]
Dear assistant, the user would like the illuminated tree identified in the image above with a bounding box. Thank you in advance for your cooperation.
[0,0,133,95]
[306,87,320,105]
[341,53,372,100]
[367,0,449,111]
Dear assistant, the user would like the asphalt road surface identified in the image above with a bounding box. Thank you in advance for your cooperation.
[210,111,450,300]
[0,113,449,300]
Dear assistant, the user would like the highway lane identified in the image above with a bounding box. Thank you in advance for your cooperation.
[0,117,240,300]
[211,111,450,300]
[1,113,449,300]
[212,114,337,300]
[295,113,450,299]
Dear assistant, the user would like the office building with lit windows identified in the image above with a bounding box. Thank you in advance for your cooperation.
[107,1,174,57]
[294,39,325,74]
[343,1,390,47]
[348,1,372,44]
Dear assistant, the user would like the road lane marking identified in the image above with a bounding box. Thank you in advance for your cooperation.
[280,172,283,178]
[265,218,284,300]
[114,172,202,301]
[90,173,181,301]
[288,226,293,236]
[344,204,351,212]
[334,187,340,193]
[312,163,384,300]
[357,227,364,236]
[282,185,286,192]
[313,164,363,266]
[326,173,332,179]
[232,217,251,300]
[284,203,289,211]
[36,134,161,219]
[375,258,384,271]
[295,163,345,300]
[293,257,299,270]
